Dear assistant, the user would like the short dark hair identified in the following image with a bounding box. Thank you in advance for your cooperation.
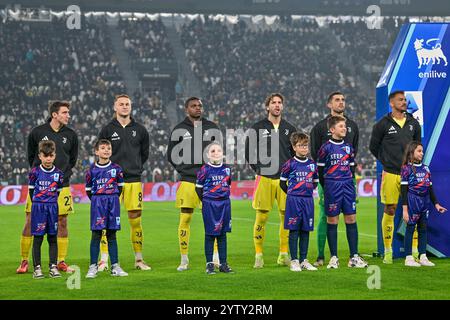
[290,132,309,146]
[327,115,346,129]
[265,93,284,107]
[48,101,70,118]
[114,94,130,102]
[38,140,56,156]
[388,90,405,101]
[184,97,202,108]
[327,91,344,104]
[94,139,111,150]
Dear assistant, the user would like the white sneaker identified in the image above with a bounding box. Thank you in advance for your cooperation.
[254,253,264,269]
[111,263,128,276]
[86,264,98,278]
[300,259,318,271]
[348,254,369,268]
[135,260,151,271]
[419,254,435,267]
[33,265,44,279]
[177,263,190,272]
[327,256,339,269]
[405,255,421,267]
[289,259,302,272]
[97,260,108,272]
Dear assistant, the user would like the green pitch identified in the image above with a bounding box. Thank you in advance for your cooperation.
[1,198,449,300]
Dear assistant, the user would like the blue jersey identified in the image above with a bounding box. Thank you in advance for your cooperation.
[196,163,231,200]
[280,157,318,197]
[401,163,432,196]
[317,140,355,181]
[28,165,64,203]
[85,161,124,195]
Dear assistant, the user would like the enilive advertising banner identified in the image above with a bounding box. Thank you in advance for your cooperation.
[377,23,450,257]
[0,179,378,206]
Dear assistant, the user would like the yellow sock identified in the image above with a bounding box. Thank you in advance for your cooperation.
[20,236,33,261]
[412,226,418,253]
[253,210,268,254]
[179,213,192,255]
[57,237,69,262]
[100,229,108,257]
[129,216,143,254]
[214,239,218,254]
[279,210,289,254]
[382,213,394,251]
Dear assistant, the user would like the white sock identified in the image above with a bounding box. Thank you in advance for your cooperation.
[101,253,109,263]
[181,254,189,264]
[135,252,143,261]
[213,252,219,263]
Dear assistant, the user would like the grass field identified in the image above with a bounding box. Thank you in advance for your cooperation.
[1,197,449,300]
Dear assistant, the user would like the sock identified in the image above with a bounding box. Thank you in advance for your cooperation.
[32,235,44,268]
[135,252,143,261]
[404,224,415,256]
[417,220,427,255]
[382,213,394,251]
[100,229,108,259]
[204,234,215,263]
[181,254,189,264]
[57,237,69,262]
[327,223,338,257]
[20,235,33,261]
[179,213,192,255]
[316,185,327,259]
[345,222,358,257]
[253,210,268,254]
[289,230,299,260]
[129,216,143,254]
[217,233,227,265]
[279,210,289,254]
[299,231,310,262]
[107,230,118,265]
[412,226,419,254]
[47,235,58,266]
[213,239,219,255]
[90,231,102,265]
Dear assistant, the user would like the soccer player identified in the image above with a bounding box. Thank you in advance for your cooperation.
[310,91,359,267]
[400,141,447,267]
[28,140,64,279]
[167,97,220,271]
[85,139,128,278]
[317,115,368,269]
[245,93,297,268]
[369,90,421,264]
[280,132,318,272]
[17,101,79,274]
[98,94,151,271]
[195,142,233,275]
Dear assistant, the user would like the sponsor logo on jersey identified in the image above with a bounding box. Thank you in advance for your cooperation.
[111,132,120,141]
[42,136,49,141]
[62,137,67,144]
[183,131,192,140]
[388,126,397,134]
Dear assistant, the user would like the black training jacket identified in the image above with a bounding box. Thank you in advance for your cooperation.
[369,112,421,175]
[27,120,79,187]
[245,118,297,179]
[98,118,149,182]
[310,114,359,161]
[167,117,220,183]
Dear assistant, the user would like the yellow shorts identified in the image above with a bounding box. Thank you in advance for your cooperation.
[380,171,401,205]
[25,186,74,216]
[176,181,201,209]
[121,182,143,211]
[252,175,287,211]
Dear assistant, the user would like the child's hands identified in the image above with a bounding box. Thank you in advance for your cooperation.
[435,204,447,214]
[402,208,409,224]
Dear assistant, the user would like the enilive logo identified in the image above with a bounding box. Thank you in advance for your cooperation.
[414,38,448,79]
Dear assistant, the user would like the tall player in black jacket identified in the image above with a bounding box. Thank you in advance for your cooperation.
[245,93,297,268]
[369,90,421,264]
[98,94,151,271]
[17,101,79,274]
[309,91,359,267]
[167,97,221,271]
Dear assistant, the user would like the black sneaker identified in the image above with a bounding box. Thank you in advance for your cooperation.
[205,262,216,275]
[219,263,234,273]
